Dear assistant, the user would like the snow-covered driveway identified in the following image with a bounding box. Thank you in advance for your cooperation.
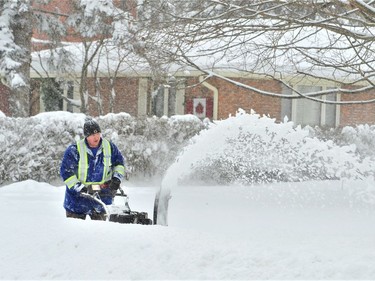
[0,179,374,279]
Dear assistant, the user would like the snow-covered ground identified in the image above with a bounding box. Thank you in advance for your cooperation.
[2,110,375,279]
[1,178,374,280]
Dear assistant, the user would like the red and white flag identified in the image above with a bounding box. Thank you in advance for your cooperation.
[193,98,206,118]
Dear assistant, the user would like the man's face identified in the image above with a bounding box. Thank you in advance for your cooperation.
[86,133,101,148]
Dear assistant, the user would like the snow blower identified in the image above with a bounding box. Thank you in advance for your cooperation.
[80,185,153,225]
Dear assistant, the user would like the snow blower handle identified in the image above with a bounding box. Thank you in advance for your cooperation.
[79,191,110,221]
[118,186,125,196]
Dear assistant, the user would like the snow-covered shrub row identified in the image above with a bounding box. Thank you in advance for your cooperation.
[308,125,375,159]
[2,109,375,185]
[166,110,375,185]
[0,112,205,184]
[0,111,84,184]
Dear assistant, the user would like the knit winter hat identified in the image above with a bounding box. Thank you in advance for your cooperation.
[83,118,101,137]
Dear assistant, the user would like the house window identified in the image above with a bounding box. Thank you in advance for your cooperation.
[324,88,337,127]
[41,78,63,112]
[152,79,184,117]
[152,86,165,117]
[295,85,322,126]
[293,85,337,127]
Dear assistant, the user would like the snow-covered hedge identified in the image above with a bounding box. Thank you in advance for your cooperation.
[307,124,375,159]
[2,109,375,186]
[340,124,375,157]
[163,110,375,186]
[0,112,205,184]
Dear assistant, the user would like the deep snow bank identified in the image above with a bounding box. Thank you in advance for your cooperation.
[1,180,375,280]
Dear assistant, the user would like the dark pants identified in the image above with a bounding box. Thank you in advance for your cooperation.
[66,210,107,221]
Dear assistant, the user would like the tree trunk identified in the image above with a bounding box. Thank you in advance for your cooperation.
[9,3,32,117]
[79,72,87,114]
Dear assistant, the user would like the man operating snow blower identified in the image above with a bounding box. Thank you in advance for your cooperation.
[60,117,125,220]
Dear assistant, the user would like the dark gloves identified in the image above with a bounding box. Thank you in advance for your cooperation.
[109,177,121,196]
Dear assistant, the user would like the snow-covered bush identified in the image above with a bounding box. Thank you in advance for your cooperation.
[340,124,375,158]
[2,109,375,186]
[97,113,205,177]
[0,112,205,184]
[309,124,375,159]
[164,109,375,186]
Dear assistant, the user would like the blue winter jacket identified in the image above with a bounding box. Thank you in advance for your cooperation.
[60,138,125,215]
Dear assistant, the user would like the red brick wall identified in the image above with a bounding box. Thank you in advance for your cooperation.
[32,0,79,43]
[340,91,375,125]
[28,75,375,126]
[86,77,139,116]
[0,83,10,116]
[113,0,138,18]
[32,0,138,51]
[185,76,282,120]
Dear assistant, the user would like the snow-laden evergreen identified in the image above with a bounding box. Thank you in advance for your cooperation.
[0,0,27,88]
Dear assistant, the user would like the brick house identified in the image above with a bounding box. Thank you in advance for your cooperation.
[3,56,375,127]
[3,41,375,126]
[159,73,375,127]
[26,59,375,127]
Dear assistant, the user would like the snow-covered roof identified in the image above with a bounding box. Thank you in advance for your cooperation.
[31,23,375,85]
[31,39,151,78]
